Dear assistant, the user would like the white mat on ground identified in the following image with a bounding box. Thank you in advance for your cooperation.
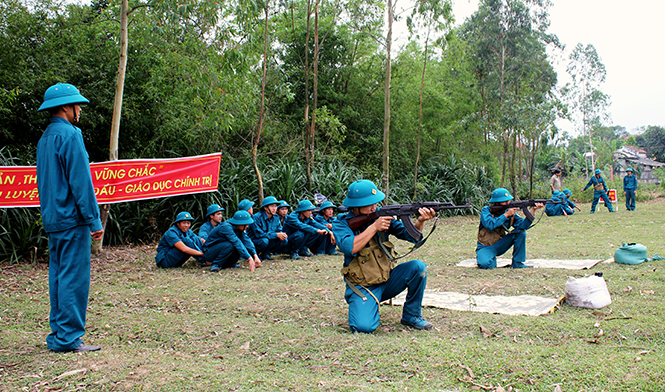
[456,258,606,269]
[387,289,563,316]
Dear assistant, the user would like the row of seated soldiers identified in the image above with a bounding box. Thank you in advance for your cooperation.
[155,197,341,272]
[544,188,582,217]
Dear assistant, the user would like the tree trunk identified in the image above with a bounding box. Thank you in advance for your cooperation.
[382,0,393,197]
[252,2,270,204]
[413,29,429,200]
[93,0,128,254]
[303,0,312,191]
[307,0,319,193]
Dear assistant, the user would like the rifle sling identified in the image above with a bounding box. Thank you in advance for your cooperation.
[344,277,380,305]
[379,216,439,262]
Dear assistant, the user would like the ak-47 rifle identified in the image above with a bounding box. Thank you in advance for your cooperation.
[347,201,472,242]
[489,199,563,220]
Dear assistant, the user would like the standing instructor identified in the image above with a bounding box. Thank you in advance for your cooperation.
[37,83,103,353]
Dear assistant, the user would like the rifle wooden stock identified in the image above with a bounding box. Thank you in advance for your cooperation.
[347,201,472,242]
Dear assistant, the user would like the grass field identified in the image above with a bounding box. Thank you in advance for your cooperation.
[1,199,664,391]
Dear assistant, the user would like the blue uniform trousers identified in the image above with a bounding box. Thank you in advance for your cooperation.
[288,230,326,254]
[345,260,427,333]
[156,236,203,268]
[625,190,636,211]
[476,231,527,269]
[254,237,289,255]
[591,190,614,213]
[46,225,91,351]
[204,241,243,269]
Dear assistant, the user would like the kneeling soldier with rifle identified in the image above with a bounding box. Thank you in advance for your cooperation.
[332,180,461,333]
[476,188,544,269]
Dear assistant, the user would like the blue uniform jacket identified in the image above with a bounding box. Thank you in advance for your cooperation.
[563,195,577,210]
[156,225,203,259]
[545,197,567,216]
[198,221,216,240]
[623,175,638,191]
[314,214,336,226]
[247,211,282,241]
[36,116,102,233]
[583,175,607,192]
[204,221,255,259]
[478,205,533,244]
[332,209,418,268]
[283,212,329,236]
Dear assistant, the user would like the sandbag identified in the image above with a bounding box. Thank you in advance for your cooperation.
[564,274,611,309]
[614,243,648,265]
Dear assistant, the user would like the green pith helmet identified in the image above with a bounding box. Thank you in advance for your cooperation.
[277,200,290,208]
[238,199,254,211]
[563,188,572,197]
[295,200,316,212]
[261,196,279,208]
[227,210,254,226]
[489,188,513,203]
[174,211,195,224]
[595,169,602,175]
[626,167,633,172]
[320,201,336,210]
[206,204,224,217]
[343,180,385,207]
[38,83,89,112]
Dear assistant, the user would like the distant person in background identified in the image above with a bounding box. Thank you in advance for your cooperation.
[198,204,224,241]
[582,169,615,213]
[562,189,582,215]
[203,210,261,272]
[549,169,562,193]
[155,212,204,268]
[37,83,104,353]
[623,167,638,211]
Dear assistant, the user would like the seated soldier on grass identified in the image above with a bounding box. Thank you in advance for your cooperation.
[203,210,261,273]
[283,200,334,259]
[545,191,569,216]
[247,196,289,260]
[276,200,290,231]
[155,212,205,268]
[314,201,341,255]
[562,189,581,215]
[198,204,224,241]
[238,199,255,215]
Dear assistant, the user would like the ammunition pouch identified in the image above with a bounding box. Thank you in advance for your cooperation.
[477,225,507,247]
[341,237,397,286]
[594,184,604,191]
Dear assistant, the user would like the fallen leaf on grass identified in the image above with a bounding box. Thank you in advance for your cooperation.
[55,368,87,381]
[479,325,494,338]
[240,341,250,351]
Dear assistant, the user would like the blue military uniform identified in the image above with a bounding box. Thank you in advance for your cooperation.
[248,210,289,255]
[562,189,577,215]
[283,200,330,257]
[583,170,614,213]
[155,217,204,268]
[199,204,224,241]
[313,201,338,255]
[623,169,638,211]
[545,192,569,216]
[332,180,431,333]
[203,217,256,271]
[247,196,289,257]
[476,188,535,269]
[37,84,102,352]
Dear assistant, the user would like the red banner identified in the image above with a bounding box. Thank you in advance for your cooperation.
[0,153,221,208]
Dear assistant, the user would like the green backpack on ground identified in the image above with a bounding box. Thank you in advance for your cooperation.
[614,243,663,265]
